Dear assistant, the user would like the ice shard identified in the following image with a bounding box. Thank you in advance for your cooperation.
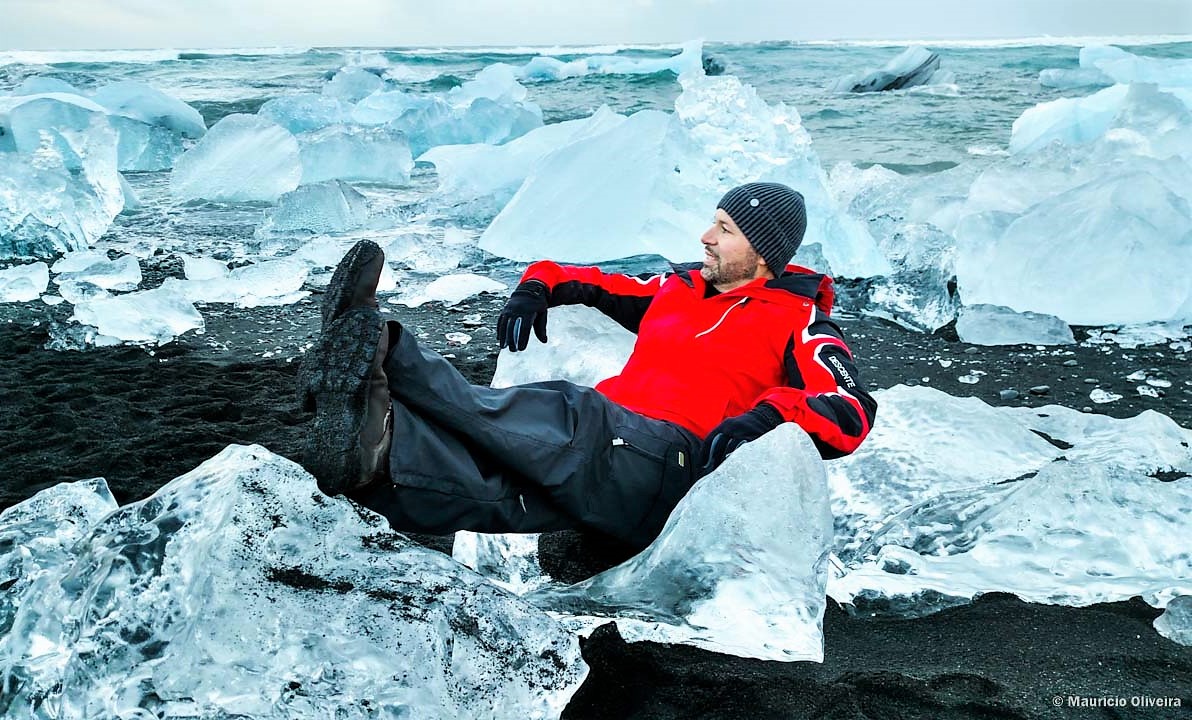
[0,261,49,302]
[0,445,586,718]
[70,284,204,345]
[479,72,888,278]
[257,180,371,235]
[54,253,142,291]
[297,124,413,185]
[2,92,110,168]
[955,303,1075,346]
[1155,595,1192,646]
[171,114,302,203]
[392,273,506,307]
[166,258,309,308]
[491,305,636,390]
[528,425,833,662]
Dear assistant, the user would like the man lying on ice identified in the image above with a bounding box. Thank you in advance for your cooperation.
[299,182,877,550]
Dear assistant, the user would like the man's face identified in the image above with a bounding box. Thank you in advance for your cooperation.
[699,209,768,291]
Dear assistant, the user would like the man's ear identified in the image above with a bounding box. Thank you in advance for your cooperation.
[756,253,773,279]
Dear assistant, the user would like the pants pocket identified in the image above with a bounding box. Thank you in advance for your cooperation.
[599,425,696,547]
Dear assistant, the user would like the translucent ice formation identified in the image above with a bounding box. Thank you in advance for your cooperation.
[0,445,586,718]
[480,72,888,278]
[1037,67,1112,90]
[831,462,1192,615]
[831,46,955,93]
[491,305,636,389]
[171,114,302,202]
[1079,45,1192,88]
[393,273,506,307]
[0,477,118,638]
[54,252,142,291]
[829,385,1192,615]
[70,284,204,345]
[165,258,309,307]
[0,114,123,258]
[957,79,1192,326]
[323,66,384,102]
[259,93,351,134]
[0,261,49,302]
[91,80,207,171]
[1,92,109,168]
[258,180,370,235]
[515,41,704,82]
[420,107,626,212]
[1154,595,1192,646]
[529,425,833,662]
[955,303,1075,346]
[349,65,543,156]
[297,124,413,185]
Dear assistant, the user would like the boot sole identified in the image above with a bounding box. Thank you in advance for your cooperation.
[321,240,384,330]
[299,307,384,496]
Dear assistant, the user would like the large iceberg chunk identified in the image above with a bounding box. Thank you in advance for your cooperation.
[0,260,49,302]
[91,81,206,139]
[1,92,109,168]
[0,445,586,718]
[0,116,124,258]
[1080,45,1192,88]
[831,462,1192,614]
[171,114,301,203]
[831,46,955,93]
[828,385,1192,615]
[297,124,413,185]
[420,107,626,213]
[529,425,833,662]
[956,168,1192,325]
[956,79,1192,326]
[481,73,888,278]
[91,80,206,171]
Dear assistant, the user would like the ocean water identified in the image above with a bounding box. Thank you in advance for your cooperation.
[3,38,1191,283]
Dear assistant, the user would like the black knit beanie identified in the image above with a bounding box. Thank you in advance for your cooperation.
[716,182,807,276]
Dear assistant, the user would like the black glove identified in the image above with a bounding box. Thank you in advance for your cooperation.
[699,402,784,473]
[497,280,550,352]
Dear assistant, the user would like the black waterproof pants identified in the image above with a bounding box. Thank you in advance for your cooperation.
[348,327,703,549]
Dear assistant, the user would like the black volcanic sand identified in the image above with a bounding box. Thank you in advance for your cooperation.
[1,271,1190,719]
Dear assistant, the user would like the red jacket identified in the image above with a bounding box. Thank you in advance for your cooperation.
[521,261,877,458]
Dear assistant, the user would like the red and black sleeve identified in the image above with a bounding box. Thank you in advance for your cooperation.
[520,260,669,333]
[756,308,877,459]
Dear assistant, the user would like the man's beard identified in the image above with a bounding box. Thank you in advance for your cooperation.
[700,251,759,287]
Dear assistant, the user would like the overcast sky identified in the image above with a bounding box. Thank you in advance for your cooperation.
[3,0,1190,50]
